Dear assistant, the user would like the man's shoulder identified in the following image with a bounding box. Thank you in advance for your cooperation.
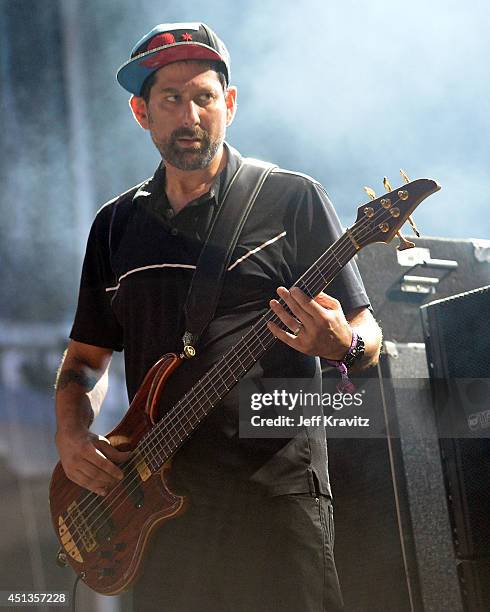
[266,163,326,197]
[85,178,152,245]
[236,145,322,191]
[271,166,322,188]
[266,165,330,204]
[236,155,333,213]
[94,178,150,220]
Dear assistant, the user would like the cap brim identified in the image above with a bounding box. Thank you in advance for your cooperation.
[117,42,226,95]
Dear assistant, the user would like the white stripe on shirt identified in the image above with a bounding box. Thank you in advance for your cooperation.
[106,231,287,292]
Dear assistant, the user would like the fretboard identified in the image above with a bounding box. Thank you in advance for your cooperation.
[137,230,359,472]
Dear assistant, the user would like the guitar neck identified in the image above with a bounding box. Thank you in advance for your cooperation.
[139,231,359,472]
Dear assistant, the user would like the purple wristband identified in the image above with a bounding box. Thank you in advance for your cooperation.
[325,330,358,393]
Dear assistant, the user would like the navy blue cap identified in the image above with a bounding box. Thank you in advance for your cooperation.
[116,22,230,95]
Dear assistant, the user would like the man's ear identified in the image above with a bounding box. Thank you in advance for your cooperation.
[225,86,238,127]
[129,95,150,130]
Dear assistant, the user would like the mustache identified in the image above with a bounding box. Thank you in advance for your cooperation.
[171,127,207,141]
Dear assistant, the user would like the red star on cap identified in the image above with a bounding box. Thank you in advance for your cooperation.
[181,33,193,41]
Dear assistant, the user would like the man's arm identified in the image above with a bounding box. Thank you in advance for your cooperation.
[55,340,131,496]
[343,305,382,370]
[268,287,382,368]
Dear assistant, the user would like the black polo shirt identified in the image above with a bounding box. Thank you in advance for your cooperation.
[70,143,370,497]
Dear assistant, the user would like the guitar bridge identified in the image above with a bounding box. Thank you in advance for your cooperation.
[58,500,98,561]
[58,515,83,563]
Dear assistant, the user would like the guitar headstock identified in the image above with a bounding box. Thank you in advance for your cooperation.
[353,173,441,250]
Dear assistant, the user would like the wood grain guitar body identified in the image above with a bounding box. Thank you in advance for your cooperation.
[49,353,186,594]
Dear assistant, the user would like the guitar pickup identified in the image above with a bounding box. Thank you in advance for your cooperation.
[135,454,152,482]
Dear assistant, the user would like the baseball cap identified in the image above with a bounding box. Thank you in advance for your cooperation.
[116,22,231,96]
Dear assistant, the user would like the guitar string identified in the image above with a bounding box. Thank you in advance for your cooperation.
[63,198,403,547]
[63,196,406,548]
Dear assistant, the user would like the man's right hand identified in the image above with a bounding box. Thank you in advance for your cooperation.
[56,427,132,496]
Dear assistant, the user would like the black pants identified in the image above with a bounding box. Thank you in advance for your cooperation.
[132,478,344,612]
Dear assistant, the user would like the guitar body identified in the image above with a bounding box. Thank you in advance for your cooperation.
[49,353,187,595]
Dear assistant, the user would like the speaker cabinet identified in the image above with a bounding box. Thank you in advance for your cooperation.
[421,285,490,611]
[328,342,463,612]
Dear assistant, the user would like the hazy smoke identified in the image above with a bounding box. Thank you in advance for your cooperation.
[83,0,490,239]
[1,0,489,324]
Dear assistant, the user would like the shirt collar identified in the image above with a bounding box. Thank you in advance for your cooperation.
[132,141,242,207]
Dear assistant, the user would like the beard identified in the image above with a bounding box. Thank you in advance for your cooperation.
[152,125,223,171]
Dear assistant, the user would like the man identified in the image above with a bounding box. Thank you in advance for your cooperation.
[55,22,382,611]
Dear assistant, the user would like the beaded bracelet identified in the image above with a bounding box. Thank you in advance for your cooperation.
[325,330,365,393]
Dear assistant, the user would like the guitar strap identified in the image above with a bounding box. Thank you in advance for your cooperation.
[182,157,277,357]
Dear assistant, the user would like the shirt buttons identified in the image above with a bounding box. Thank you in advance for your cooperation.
[170,227,178,236]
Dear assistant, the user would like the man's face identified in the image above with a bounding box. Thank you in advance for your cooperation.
[133,62,236,170]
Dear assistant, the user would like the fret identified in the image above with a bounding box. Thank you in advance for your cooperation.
[244,337,259,361]
[146,439,163,471]
[297,237,359,299]
[295,279,312,298]
[182,387,200,413]
[188,385,212,416]
[242,349,258,370]
[314,261,328,285]
[180,406,194,431]
[205,374,222,403]
[187,408,201,428]
[221,358,240,384]
[169,427,183,445]
[197,379,214,407]
[149,448,164,472]
[254,326,268,350]
[234,350,248,374]
[208,381,227,404]
[213,359,233,390]
[329,248,341,268]
[209,376,220,398]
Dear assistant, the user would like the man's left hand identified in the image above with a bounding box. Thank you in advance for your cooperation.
[267,286,352,360]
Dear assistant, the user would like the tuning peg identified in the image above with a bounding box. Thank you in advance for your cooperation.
[383,177,393,192]
[407,215,420,237]
[397,231,415,251]
[364,186,376,200]
[400,169,410,184]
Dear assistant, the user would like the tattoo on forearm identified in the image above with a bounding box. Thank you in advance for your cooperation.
[56,368,97,391]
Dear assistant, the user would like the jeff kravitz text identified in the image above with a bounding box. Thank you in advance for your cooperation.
[250,414,370,427]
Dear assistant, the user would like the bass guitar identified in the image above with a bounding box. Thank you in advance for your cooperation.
[49,174,440,594]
